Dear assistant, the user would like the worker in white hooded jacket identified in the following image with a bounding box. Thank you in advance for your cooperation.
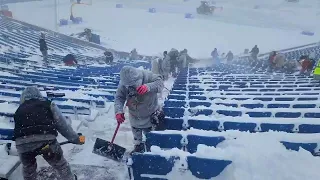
[114,66,164,153]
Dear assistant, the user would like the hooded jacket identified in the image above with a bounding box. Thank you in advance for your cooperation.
[114,66,164,128]
[14,87,79,153]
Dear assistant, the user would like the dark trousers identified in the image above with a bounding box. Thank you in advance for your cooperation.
[18,140,74,180]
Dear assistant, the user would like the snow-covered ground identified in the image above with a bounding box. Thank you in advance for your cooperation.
[8,0,320,57]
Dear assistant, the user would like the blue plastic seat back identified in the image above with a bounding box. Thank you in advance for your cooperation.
[189,101,211,108]
[274,112,301,118]
[189,109,213,116]
[304,113,320,118]
[292,104,316,108]
[163,107,185,118]
[260,123,295,133]
[145,133,183,151]
[164,100,186,108]
[187,156,232,179]
[188,119,220,131]
[267,104,290,108]
[246,112,272,117]
[241,104,264,109]
[132,154,176,179]
[281,141,317,155]
[186,135,225,153]
[216,110,242,117]
[223,122,257,132]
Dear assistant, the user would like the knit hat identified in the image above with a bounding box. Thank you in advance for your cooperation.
[119,66,142,87]
[20,86,43,104]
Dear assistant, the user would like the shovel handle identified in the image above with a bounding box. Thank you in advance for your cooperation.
[110,122,121,144]
[59,141,72,146]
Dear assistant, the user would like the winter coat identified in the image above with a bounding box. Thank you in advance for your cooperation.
[130,49,138,60]
[159,55,171,80]
[151,59,160,74]
[211,50,218,59]
[274,54,286,68]
[15,87,79,153]
[114,66,164,128]
[178,52,187,68]
[250,47,259,56]
[226,52,233,61]
[39,38,48,52]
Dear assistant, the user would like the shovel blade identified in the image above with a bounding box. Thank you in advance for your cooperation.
[92,138,126,161]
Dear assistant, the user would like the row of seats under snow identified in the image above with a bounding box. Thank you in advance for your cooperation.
[129,69,320,179]
[129,128,320,179]
[0,18,99,53]
[163,68,320,134]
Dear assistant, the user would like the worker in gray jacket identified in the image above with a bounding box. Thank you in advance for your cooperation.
[114,66,164,153]
[14,87,84,180]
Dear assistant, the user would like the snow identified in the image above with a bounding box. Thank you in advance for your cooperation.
[1,0,320,179]
[8,0,320,57]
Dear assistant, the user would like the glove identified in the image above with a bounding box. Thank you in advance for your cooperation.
[72,133,85,145]
[136,85,149,95]
[116,113,125,124]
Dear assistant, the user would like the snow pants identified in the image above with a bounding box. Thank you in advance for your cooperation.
[41,50,48,65]
[18,140,75,180]
[131,127,152,145]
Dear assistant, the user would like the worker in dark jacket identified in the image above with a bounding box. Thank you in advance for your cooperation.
[39,33,48,65]
[104,50,114,64]
[14,87,85,180]
[250,45,259,61]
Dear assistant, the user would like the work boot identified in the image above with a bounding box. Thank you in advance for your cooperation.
[130,143,145,155]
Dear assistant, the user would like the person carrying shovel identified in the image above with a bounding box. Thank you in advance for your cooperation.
[114,66,164,154]
[13,87,85,180]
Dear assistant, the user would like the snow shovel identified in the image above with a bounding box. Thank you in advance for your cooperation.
[92,123,126,161]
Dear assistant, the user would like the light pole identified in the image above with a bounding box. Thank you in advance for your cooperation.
[54,0,58,32]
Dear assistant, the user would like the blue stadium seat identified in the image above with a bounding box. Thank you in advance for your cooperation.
[164,101,186,108]
[216,110,242,117]
[163,107,185,118]
[186,135,225,153]
[274,97,295,101]
[260,123,295,133]
[164,118,184,130]
[145,133,183,151]
[132,154,176,179]
[304,113,320,118]
[275,112,301,118]
[292,104,316,108]
[216,103,237,107]
[188,119,220,131]
[253,97,273,101]
[241,104,264,109]
[223,122,257,132]
[187,156,232,179]
[189,101,211,107]
[246,112,272,117]
[281,141,317,155]
[189,109,213,116]
[267,104,290,108]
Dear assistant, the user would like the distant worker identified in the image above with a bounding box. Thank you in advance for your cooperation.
[129,48,138,60]
[159,51,170,80]
[39,32,48,65]
[211,48,219,63]
[313,59,320,80]
[250,45,259,61]
[104,50,114,64]
[63,54,78,66]
[226,51,234,63]
[167,48,179,77]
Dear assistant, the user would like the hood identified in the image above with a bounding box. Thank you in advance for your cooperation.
[119,66,143,87]
[20,87,44,104]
